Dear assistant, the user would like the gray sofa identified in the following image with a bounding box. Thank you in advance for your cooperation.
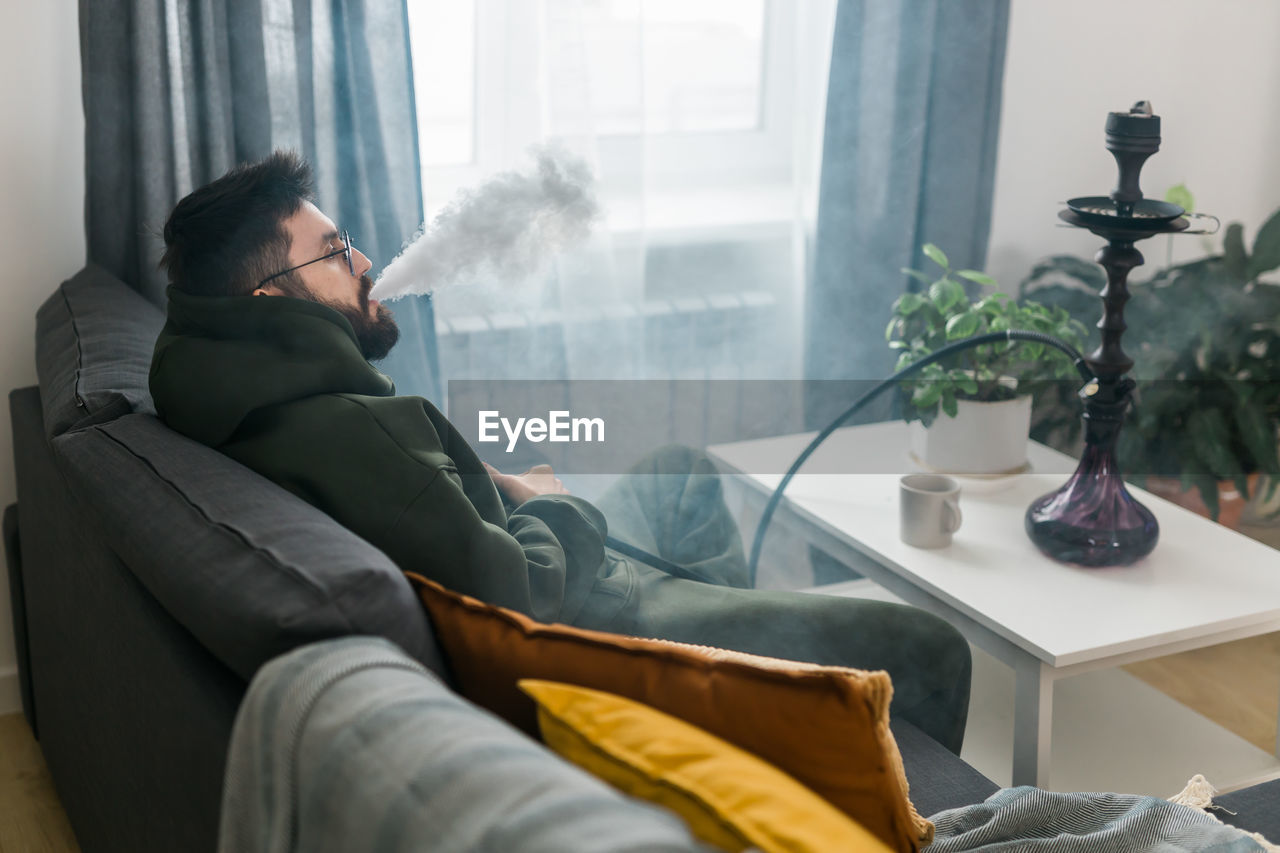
[5,265,1274,852]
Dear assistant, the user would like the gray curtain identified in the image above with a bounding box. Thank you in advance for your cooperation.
[804,0,1009,426]
[80,0,441,402]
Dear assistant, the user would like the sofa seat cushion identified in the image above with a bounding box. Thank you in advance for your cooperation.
[35,265,165,437]
[52,413,443,681]
[1216,777,1280,840]
[888,717,998,819]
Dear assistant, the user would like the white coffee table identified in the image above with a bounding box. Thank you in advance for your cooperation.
[708,422,1280,788]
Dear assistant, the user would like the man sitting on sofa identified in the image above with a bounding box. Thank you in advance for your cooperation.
[148,150,973,753]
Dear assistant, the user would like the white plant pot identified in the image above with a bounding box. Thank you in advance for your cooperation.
[908,395,1033,475]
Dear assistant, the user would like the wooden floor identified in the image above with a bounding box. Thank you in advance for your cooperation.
[1124,518,1280,755]
[1125,632,1280,754]
[1,521,1277,851]
[0,714,79,853]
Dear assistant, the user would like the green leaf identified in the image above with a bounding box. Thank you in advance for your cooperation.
[957,269,998,288]
[921,363,946,380]
[1197,479,1221,522]
[885,317,899,341]
[1234,397,1280,473]
[956,374,979,395]
[1164,183,1194,213]
[1187,408,1243,481]
[1247,207,1280,279]
[922,243,949,270]
[901,268,934,287]
[929,278,967,312]
[1223,223,1248,280]
[941,392,959,419]
[913,382,943,409]
[896,292,927,316]
[945,311,981,339]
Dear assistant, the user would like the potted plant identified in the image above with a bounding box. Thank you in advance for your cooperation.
[1018,204,1280,525]
[886,243,1089,475]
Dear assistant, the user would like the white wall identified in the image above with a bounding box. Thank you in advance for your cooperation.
[0,2,86,713]
[987,0,1280,290]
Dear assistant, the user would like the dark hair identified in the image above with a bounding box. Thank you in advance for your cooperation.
[160,150,315,297]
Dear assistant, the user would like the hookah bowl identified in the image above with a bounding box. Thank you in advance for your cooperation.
[1025,378,1158,566]
[1025,101,1204,567]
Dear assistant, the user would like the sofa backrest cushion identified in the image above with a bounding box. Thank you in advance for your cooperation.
[35,265,165,438]
[52,413,444,682]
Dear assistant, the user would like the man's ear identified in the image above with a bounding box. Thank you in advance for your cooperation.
[252,286,275,297]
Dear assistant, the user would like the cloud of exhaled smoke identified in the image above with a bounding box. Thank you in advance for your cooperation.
[369,142,602,301]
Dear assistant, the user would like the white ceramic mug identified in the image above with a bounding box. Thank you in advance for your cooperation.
[900,474,962,548]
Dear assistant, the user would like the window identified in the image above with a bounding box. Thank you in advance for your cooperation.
[405,0,835,383]
[575,0,766,136]
[406,0,800,221]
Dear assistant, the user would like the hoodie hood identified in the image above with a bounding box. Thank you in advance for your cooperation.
[150,286,395,446]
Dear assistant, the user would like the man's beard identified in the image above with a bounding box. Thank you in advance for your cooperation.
[284,274,400,361]
[327,275,401,361]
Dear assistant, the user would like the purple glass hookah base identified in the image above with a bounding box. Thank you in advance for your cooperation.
[1024,395,1158,567]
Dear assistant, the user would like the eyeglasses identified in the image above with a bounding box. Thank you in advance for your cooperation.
[258,230,354,286]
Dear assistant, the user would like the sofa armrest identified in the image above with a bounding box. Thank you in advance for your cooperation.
[220,636,712,853]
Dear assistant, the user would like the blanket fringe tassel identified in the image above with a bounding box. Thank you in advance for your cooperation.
[1170,775,1279,852]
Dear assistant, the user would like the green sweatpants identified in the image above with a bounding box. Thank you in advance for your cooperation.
[572,444,972,755]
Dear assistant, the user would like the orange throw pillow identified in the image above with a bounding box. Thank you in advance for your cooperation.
[406,572,932,852]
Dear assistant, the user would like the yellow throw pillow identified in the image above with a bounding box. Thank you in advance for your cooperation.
[520,679,894,853]
[407,572,932,852]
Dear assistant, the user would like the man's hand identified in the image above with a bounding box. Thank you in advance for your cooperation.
[484,462,569,504]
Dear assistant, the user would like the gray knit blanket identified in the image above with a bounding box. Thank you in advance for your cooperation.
[927,786,1270,852]
[217,636,709,853]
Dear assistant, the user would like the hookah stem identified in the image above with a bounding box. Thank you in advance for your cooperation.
[745,330,1094,586]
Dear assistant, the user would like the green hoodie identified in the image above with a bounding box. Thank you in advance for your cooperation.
[150,287,611,623]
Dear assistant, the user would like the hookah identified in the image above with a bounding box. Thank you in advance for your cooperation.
[743,101,1219,585]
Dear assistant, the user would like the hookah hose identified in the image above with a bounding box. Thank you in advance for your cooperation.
[604,534,726,585]
[599,330,1092,587]
[743,330,1094,586]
